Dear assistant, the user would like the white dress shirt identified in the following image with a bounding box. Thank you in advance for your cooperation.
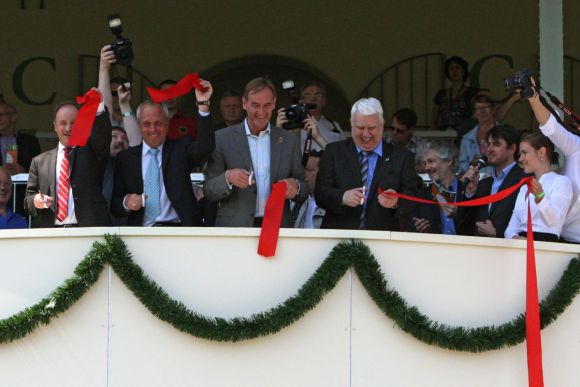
[504,172,573,239]
[244,119,271,217]
[540,114,580,242]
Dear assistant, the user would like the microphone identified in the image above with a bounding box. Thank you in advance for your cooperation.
[460,154,488,195]
[470,154,488,171]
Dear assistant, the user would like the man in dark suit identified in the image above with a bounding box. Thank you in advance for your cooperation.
[315,97,417,231]
[456,125,524,237]
[203,78,308,227]
[24,93,112,227]
[111,80,215,227]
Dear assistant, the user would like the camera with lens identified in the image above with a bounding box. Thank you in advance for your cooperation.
[504,68,534,99]
[281,80,316,130]
[108,14,134,67]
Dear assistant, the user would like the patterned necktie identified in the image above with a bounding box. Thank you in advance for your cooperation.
[56,147,72,222]
[359,150,369,229]
[144,148,161,223]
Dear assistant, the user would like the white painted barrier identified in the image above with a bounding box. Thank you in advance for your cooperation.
[0,228,578,387]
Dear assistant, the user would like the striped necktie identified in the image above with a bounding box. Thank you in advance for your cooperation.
[359,150,369,229]
[56,147,72,222]
[144,148,161,223]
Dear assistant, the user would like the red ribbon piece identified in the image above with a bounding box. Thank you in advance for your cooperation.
[526,201,544,387]
[381,176,543,386]
[146,73,204,103]
[258,181,288,258]
[68,89,102,147]
[379,176,532,207]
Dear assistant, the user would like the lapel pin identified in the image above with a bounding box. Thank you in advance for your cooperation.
[384,157,390,162]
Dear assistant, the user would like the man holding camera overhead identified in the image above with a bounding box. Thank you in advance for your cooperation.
[203,77,308,228]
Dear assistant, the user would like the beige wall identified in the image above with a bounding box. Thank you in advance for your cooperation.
[1,1,577,137]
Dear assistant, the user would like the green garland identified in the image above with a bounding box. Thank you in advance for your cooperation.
[1,235,579,352]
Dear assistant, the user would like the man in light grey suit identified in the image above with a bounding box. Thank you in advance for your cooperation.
[203,78,308,227]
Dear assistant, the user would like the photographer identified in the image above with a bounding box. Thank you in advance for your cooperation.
[276,81,344,153]
[97,45,141,147]
[526,77,580,243]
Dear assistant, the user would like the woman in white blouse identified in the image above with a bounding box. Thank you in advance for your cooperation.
[505,131,573,242]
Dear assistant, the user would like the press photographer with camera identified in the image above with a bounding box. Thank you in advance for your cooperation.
[520,74,580,243]
[276,81,344,154]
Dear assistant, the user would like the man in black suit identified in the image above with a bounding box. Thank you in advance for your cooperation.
[111,79,215,227]
[456,125,524,237]
[315,97,417,230]
[25,93,112,227]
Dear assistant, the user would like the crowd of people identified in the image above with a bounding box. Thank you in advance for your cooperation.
[0,51,578,244]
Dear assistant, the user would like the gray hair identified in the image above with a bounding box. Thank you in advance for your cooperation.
[422,139,458,171]
[350,98,384,125]
[136,100,170,123]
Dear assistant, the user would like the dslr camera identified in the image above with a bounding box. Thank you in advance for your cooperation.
[504,68,534,99]
[108,14,134,67]
[281,80,316,130]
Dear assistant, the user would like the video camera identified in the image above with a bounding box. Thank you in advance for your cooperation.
[281,80,316,130]
[504,68,534,99]
[107,14,134,67]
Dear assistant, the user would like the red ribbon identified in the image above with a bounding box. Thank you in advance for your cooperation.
[526,201,544,387]
[146,73,204,103]
[258,181,288,258]
[378,176,532,207]
[382,176,543,386]
[68,89,102,147]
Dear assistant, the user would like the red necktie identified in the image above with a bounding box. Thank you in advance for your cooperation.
[56,147,72,222]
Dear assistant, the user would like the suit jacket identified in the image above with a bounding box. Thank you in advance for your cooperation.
[24,113,112,227]
[456,164,525,237]
[203,123,308,227]
[111,113,214,226]
[315,139,417,231]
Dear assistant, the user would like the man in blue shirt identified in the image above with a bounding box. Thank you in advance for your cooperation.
[315,98,417,230]
[412,140,461,234]
[0,167,27,229]
[456,125,524,237]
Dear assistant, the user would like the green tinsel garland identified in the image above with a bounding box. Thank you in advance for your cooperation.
[0,235,578,352]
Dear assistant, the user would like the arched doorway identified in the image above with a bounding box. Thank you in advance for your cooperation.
[182,55,352,132]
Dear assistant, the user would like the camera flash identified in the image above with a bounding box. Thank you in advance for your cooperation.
[282,80,294,90]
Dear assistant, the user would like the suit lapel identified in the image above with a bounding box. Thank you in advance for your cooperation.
[345,140,363,184]
[234,124,254,171]
[48,148,57,198]
[132,145,144,192]
[161,140,172,177]
[269,127,284,184]
[368,141,393,201]
[487,165,522,216]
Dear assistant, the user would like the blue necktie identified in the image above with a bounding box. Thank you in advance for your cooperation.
[144,148,161,223]
[359,150,369,229]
